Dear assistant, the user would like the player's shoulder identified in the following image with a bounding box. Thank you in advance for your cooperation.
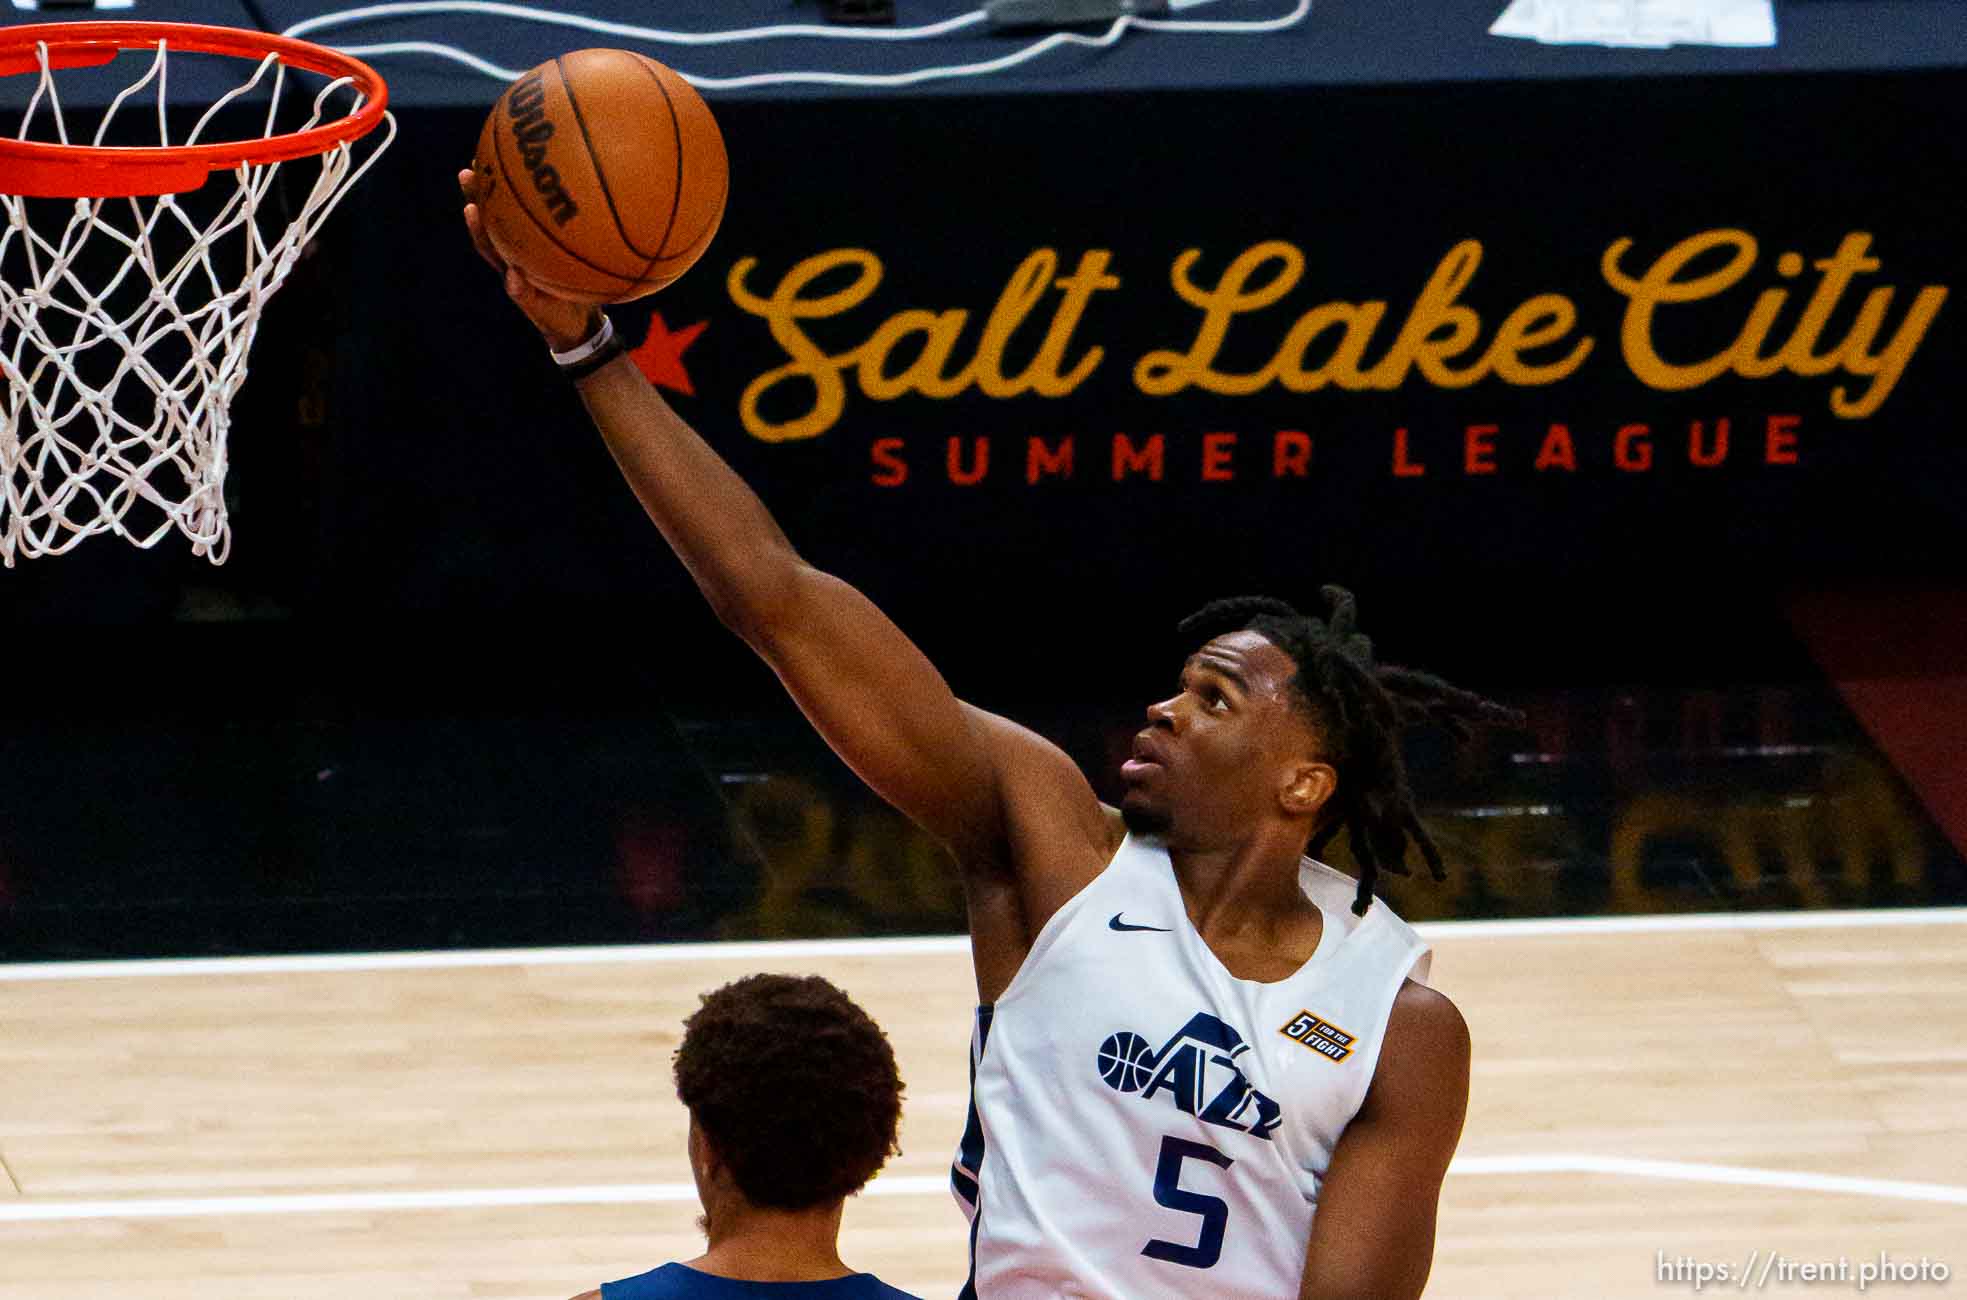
[959,703,1082,779]
[958,703,1113,846]
[953,704,1121,986]
[1390,980,1468,1047]
[576,1263,689,1299]
[1374,980,1472,1104]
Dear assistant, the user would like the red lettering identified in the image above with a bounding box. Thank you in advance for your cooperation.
[1614,423,1653,472]
[1273,429,1312,478]
[871,437,907,487]
[1689,418,1729,468]
[1111,433,1164,482]
[946,436,989,485]
[1766,414,1800,465]
[1392,427,1426,478]
[1464,424,1499,475]
[1202,432,1237,482]
[1534,424,1577,472]
[1027,435,1075,483]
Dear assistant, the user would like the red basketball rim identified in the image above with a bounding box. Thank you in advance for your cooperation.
[0,21,390,197]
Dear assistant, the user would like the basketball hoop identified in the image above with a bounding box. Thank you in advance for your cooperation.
[0,21,394,565]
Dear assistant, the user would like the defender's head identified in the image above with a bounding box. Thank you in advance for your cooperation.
[1121,587,1522,915]
[674,973,903,1216]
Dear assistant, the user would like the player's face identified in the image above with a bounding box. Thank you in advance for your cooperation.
[1120,630,1325,847]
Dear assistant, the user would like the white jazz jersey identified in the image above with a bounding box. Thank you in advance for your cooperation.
[949,833,1432,1298]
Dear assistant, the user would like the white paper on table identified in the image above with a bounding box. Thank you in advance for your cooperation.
[1490,0,1777,48]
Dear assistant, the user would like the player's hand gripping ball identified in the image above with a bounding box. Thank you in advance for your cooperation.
[471,49,727,304]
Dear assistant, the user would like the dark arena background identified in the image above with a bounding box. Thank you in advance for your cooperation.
[3,3,1965,1297]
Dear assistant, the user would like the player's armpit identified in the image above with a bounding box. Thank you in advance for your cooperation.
[959,703,1119,945]
[1297,982,1471,1300]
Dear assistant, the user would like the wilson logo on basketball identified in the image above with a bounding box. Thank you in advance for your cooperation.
[1279,1010,1357,1063]
[504,69,578,226]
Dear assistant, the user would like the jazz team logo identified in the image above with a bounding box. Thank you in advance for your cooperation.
[1279,1009,1357,1063]
[1096,1012,1283,1140]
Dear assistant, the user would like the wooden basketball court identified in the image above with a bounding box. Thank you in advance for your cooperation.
[3,910,1963,1298]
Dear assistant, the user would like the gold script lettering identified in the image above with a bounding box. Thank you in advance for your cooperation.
[730,249,1118,441]
[730,249,884,443]
[1137,239,1591,398]
[1603,230,1947,418]
[1136,242,1305,397]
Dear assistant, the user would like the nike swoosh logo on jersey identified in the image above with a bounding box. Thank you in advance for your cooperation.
[1109,912,1172,932]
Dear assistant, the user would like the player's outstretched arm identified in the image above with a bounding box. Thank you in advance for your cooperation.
[1297,984,1471,1300]
[459,175,1111,980]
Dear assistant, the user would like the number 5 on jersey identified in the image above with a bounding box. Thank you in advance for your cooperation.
[1144,1136,1234,1269]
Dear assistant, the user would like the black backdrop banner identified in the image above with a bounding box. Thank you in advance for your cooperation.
[4,48,1961,693]
[286,72,1961,695]
[4,11,1965,955]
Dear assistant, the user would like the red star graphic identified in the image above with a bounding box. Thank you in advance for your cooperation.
[628,311,709,396]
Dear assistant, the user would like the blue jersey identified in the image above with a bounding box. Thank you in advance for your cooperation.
[601,1263,920,1300]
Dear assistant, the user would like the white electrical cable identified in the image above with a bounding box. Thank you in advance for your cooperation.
[326,16,1124,88]
[280,0,1313,90]
[281,1,991,45]
[1140,0,1312,31]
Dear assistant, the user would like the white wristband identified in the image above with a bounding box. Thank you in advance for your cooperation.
[549,315,615,368]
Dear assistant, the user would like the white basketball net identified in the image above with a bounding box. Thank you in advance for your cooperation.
[0,38,393,565]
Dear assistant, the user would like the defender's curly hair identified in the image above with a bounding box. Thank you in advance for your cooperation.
[674,973,904,1210]
[1179,585,1523,917]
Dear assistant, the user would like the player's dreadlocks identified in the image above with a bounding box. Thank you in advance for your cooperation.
[1178,586,1523,917]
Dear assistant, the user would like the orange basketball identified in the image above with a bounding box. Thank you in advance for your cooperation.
[471,49,727,304]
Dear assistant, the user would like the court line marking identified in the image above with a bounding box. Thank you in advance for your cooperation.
[0,935,972,981]
[2,906,1963,982]
[1447,1154,1967,1205]
[1419,907,1967,939]
[0,1175,940,1222]
[3,1157,1962,1222]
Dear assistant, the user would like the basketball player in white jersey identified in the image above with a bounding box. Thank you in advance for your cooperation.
[464,173,1518,1299]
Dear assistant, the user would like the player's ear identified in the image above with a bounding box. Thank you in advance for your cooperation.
[1280,761,1336,819]
[687,1115,722,1180]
